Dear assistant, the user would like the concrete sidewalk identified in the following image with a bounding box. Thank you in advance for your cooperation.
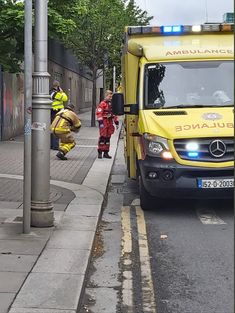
[0,110,121,313]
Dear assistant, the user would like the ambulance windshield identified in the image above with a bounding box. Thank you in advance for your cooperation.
[144,61,234,109]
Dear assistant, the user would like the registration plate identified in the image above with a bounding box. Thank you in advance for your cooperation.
[198,178,234,189]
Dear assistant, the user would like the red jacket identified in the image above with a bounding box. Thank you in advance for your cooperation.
[96,100,118,137]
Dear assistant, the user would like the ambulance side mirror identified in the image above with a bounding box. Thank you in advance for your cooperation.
[112,93,124,115]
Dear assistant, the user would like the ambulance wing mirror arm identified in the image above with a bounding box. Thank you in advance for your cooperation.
[112,93,124,115]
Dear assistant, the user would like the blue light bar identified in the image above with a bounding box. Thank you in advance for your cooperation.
[163,25,182,33]
[188,152,199,157]
[163,26,172,33]
[173,25,182,32]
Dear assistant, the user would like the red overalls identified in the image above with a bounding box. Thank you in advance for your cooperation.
[96,100,118,153]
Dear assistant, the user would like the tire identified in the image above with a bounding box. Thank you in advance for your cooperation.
[139,175,156,211]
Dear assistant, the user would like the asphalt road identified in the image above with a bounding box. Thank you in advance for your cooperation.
[144,197,233,313]
[79,139,233,313]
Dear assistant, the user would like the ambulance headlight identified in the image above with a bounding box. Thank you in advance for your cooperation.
[143,134,173,159]
[149,141,163,154]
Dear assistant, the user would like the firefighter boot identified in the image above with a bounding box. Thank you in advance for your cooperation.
[98,150,103,159]
[56,151,68,160]
[103,152,112,159]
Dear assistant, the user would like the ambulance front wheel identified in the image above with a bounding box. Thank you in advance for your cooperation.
[139,175,158,211]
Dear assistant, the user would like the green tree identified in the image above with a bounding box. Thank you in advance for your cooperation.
[0,0,152,126]
[62,0,152,125]
[0,0,24,72]
[105,0,152,88]
[0,0,76,72]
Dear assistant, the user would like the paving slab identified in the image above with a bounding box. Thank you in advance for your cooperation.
[0,223,52,240]
[0,209,22,220]
[11,273,83,310]
[47,230,95,250]
[0,272,27,293]
[57,215,98,231]
[0,223,53,242]
[0,293,15,313]
[32,248,90,274]
[0,116,122,312]
[0,254,37,272]
[9,309,75,313]
[65,204,101,217]
[68,193,103,205]
[0,239,47,255]
[0,202,21,210]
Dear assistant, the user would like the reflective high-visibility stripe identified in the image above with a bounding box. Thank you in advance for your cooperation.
[60,142,75,154]
[51,127,70,134]
[54,92,68,102]
[59,118,66,128]
[52,100,64,110]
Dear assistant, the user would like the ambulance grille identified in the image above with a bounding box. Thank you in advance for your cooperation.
[154,111,187,116]
[174,138,234,162]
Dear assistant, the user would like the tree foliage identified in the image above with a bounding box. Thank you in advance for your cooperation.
[63,0,152,80]
[59,0,152,124]
[0,0,152,124]
[0,0,77,72]
[0,0,24,72]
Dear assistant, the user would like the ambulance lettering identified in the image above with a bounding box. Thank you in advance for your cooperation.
[175,122,234,132]
[166,49,233,56]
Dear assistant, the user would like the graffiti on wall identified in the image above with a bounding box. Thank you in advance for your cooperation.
[2,73,24,140]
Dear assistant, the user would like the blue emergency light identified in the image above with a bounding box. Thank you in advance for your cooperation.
[127,23,233,36]
[187,152,199,158]
[162,25,182,33]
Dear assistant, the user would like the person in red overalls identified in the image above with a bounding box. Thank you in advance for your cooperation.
[96,90,119,159]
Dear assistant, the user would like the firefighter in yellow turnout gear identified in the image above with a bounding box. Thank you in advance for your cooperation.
[51,103,81,160]
[50,80,68,150]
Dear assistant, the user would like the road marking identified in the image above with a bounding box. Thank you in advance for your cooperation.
[121,206,133,312]
[121,206,132,254]
[135,205,157,313]
[196,208,226,225]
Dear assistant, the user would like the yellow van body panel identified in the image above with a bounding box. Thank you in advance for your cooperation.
[138,107,234,139]
[138,107,234,168]
[120,25,234,200]
[128,34,233,61]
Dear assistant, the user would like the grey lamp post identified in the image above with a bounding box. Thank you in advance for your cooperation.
[23,0,32,233]
[31,0,54,227]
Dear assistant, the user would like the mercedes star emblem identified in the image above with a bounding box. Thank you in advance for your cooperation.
[209,140,226,158]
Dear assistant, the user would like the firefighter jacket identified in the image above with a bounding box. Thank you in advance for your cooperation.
[51,108,81,135]
[96,100,119,137]
[51,90,68,111]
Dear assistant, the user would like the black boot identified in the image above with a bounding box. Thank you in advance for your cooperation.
[56,151,67,160]
[98,150,103,159]
[103,152,112,159]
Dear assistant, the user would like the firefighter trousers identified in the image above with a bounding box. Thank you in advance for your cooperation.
[57,132,76,155]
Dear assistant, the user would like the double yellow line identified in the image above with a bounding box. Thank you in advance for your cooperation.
[121,204,157,313]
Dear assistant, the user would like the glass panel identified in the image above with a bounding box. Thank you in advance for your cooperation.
[144,61,234,108]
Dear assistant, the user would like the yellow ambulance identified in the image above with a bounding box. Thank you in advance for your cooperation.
[112,23,234,210]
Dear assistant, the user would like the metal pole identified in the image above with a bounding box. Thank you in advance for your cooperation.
[103,67,106,93]
[205,0,208,23]
[23,0,32,234]
[113,66,116,92]
[31,0,54,227]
